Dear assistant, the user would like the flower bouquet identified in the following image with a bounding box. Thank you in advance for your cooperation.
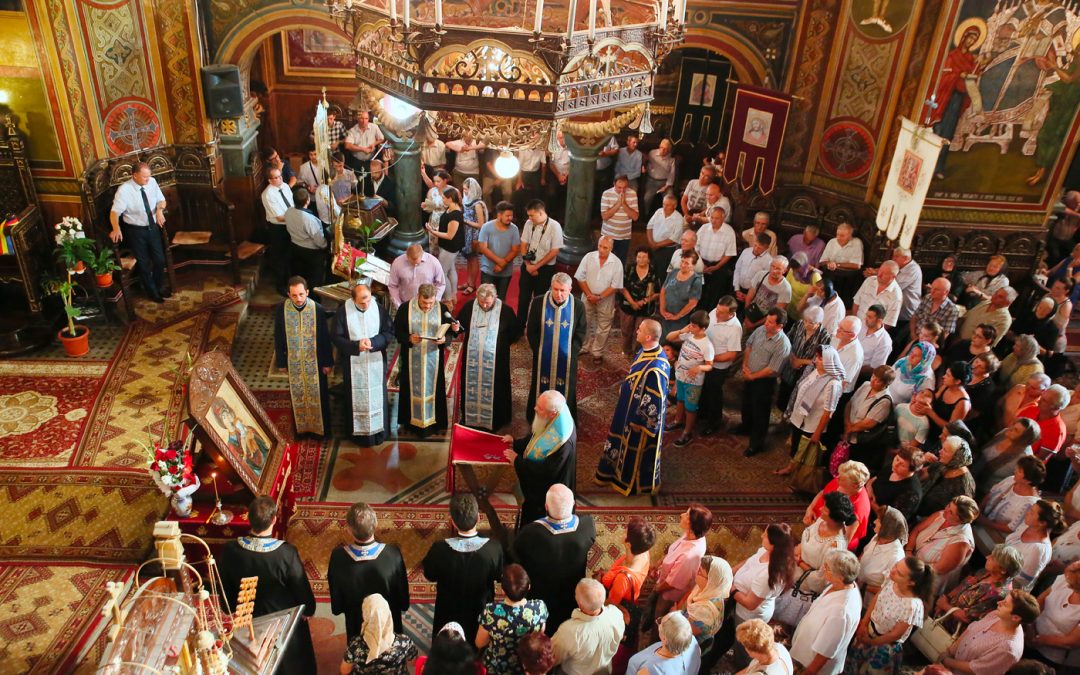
[142,427,201,517]
[54,216,94,273]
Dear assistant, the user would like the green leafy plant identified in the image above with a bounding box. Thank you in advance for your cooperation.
[53,217,94,272]
[88,247,121,275]
[42,272,82,338]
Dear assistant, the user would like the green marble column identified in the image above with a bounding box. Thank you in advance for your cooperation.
[382,126,425,257]
[559,133,611,267]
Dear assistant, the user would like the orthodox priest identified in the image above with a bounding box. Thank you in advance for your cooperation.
[273,276,334,437]
[420,494,504,642]
[393,283,460,436]
[331,282,394,445]
[458,283,520,431]
[218,497,316,672]
[526,272,587,421]
[594,319,670,495]
[502,390,577,525]
[512,484,596,635]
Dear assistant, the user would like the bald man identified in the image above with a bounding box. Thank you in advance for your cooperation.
[551,578,625,674]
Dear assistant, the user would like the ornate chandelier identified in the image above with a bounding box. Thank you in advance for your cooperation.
[327,0,685,126]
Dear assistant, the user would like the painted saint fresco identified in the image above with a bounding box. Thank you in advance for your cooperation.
[926,0,1080,206]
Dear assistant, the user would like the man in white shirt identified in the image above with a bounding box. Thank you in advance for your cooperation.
[261,168,295,296]
[284,188,328,288]
[420,136,447,173]
[515,147,547,221]
[858,304,893,377]
[298,145,326,194]
[109,162,170,302]
[574,236,624,364]
[446,134,484,187]
[852,260,903,327]
[642,138,677,215]
[864,246,922,335]
[600,175,639,264]
[518,199,564,320]
[733,233,774,300]
[680,164,716,223]
[546,131,571,219]
[703,296,742,435]
[695,206,737,312]
[741,211,778,256]
[551,579,625,675]
[668,230,705,275]
[647,192,685,275]
[343,111,385,173]
[826,315,865,449]
[820,222,864,304]
[687,182,732,229]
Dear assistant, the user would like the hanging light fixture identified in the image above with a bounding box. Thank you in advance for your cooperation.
[493,151,521,179]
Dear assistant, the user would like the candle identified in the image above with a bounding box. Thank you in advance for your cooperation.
[404,0,411,28]
[588,0,596,40]
[435,0,443,26]
[534,0,544,33]
[390,0,397,22]
[211,471,220,503]
[659,0,669,24]
[678,0,687,24]
[565,0,574,40]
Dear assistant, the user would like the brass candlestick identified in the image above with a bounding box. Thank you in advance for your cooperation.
[209,472,233,526]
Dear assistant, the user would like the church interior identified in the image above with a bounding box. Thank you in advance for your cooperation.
[1,0,1079,673]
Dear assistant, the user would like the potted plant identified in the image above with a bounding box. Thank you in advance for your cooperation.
[88,247,120,287]
[53,216,94,273]
[43,272,89,357]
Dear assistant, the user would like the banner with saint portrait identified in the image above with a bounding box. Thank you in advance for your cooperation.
[876,117,944,249]
[721,85,791,195]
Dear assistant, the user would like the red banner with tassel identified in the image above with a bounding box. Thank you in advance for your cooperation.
[721,84,792,195]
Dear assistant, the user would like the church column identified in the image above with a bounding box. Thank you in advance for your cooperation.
[559,133,611,267]
[382,126,425,257]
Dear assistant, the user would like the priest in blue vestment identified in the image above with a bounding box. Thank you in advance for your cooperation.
[526,272,587,421]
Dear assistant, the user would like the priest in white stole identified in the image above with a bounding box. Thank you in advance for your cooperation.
[273,276,334,437]
[457,283,520,431]
[393,283,459,437]
[332,282,394,446]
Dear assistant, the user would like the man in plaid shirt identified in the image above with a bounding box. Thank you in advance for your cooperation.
[910,277,959,343]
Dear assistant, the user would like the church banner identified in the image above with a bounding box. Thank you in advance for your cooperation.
[876,117,944,249]
[722,85,791,195]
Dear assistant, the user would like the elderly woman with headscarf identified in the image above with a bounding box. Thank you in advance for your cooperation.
[676,555,733,644]
[341,594,418,675]
[998,334,1045,389]
[459,177,488,296]
[786,251,821,321]
[917,435,976,519]
[777,305,831,411]
[774,345,846,477]
[887,340,936,405]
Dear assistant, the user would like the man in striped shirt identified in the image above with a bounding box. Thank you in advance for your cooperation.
[600,175,639,264]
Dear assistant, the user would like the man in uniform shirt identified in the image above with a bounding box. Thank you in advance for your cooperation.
[694,205,737,312]
[261,168,295,296]
[858,304,893,378]
[518,199,564,320]
[109,162,170,302]
[646,192,685,276]
[421,495,504,642]
[344,110,385,173]
[574,236,624,365]
[328,502,410,640]
[284,188,328,288]
[218,497,316,672]
[852,260,903,328]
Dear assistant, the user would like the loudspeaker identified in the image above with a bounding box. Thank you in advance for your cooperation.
[201,65,243,118]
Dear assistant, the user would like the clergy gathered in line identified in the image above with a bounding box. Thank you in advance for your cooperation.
[393,283,460,437]
[273,276,334,437]
[526,272,587,422]
[331,281,394,446]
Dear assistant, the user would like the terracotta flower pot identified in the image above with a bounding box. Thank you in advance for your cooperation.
[58,325,90,357]
[95,272,113,287]
[72,261,86,273]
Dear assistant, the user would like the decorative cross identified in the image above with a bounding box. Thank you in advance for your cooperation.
[921,94,938,127]
[108,106,158,152]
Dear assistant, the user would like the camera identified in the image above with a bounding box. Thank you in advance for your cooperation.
[522,250,537,263]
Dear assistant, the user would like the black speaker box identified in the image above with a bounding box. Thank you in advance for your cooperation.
[201,64,243,118]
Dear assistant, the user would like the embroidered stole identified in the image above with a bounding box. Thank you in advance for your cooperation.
[284,300,325,435]
[536,515,580,534]
[238,536,284,553]
[345,300,385,435]
[524,405,574,461]
[408,299,441,428]
[535,293,574,400]
[464,300,502,428]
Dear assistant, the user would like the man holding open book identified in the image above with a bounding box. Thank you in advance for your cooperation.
[393,283,460,437]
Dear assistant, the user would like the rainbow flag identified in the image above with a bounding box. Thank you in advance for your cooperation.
[0,215,16,254]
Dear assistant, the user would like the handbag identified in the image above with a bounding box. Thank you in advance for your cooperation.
[829,441,851,477]
[852,395,894,445]
[789,436,828,495]
[910,607,963,662]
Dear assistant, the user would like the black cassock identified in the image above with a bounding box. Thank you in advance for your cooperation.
[273,300,335,436]
[513,428,578,525]
[327,541,410,640]
[512,514,596,635]
[526,295,587,421]
[457,298,520,431]
[217,536,317,672]
[331,301,394,446]
[392,306,458,434]
[421,533,505,642]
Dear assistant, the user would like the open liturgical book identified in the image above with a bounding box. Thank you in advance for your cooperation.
[420,322,452,341]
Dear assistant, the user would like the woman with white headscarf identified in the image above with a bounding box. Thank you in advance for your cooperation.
[997,334,1045,389]
[460,177,487,295]
[340,594,417,674]
[677,555,733,642]
[775,344,846,476]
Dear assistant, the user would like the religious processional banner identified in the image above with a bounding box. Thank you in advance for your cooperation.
[722,84,792,195]
[876,117,944,249]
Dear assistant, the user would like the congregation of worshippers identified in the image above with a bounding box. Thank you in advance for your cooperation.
[220,107,1080,675]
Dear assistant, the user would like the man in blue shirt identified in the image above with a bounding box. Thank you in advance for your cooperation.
[476,200,521,300]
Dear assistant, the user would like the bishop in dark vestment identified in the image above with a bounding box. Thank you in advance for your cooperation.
[512,484,596,635]
[526,272,587,421]
[217,497,316,672]
[503,390,578,525]
[458,284,520,431]
[393,283,460,436]
[327,502,410,640]
[421,494,505,642]
[273,276,334,437]
[331,282,394,446]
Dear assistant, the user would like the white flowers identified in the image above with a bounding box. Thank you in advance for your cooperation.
[54,217,87,245]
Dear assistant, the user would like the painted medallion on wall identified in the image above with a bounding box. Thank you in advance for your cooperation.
[102,99,161,157]
[924,0,1080,207]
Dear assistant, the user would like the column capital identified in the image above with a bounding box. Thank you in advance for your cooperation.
[563,133,613,158]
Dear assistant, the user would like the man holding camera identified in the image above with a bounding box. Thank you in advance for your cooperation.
[517,199,564,324]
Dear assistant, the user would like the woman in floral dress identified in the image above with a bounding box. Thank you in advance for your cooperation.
[475,564,548,675]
